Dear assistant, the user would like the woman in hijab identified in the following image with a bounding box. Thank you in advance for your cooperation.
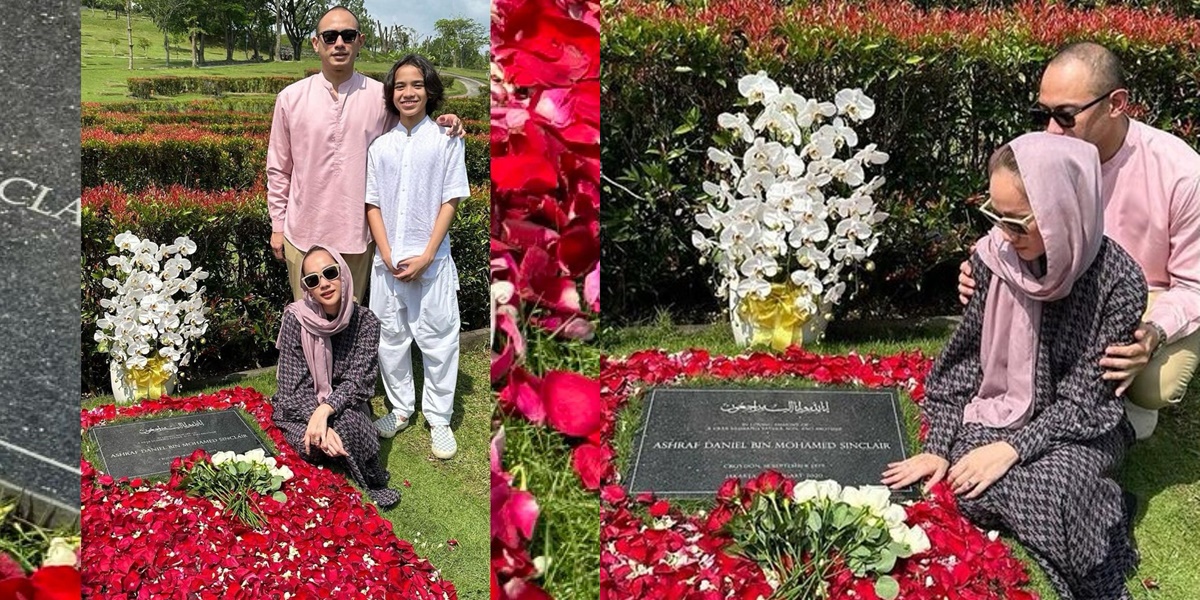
[882,133,1144,599]
[272,246,400,508]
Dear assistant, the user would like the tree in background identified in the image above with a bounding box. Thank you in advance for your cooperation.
[431,17,486,69]
[269,0,328,61]
[337,0,376,57]
[372,22,415,56]
[140,0,191,67]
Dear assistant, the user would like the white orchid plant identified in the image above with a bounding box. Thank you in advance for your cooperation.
[94,231,209,377]
[692,71,890,322]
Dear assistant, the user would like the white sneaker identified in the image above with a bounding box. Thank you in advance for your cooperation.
[374,412,410,438]
[431,425,457,459]
[1124,400,1159,440]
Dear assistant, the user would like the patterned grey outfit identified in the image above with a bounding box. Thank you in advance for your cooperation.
[924,240,1145,600]
[272,305,400,507]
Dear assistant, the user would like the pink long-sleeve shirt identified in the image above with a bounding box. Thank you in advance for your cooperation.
[1102,119,1200,343]
[267,72,398,255]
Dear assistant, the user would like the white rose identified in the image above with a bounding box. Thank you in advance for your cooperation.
[792,480,819,504]
[905,525,931,555]
[839,485,867,509]
[858,485,892,515]
[814,479,842,502]
[882,504,908,528]
[242,449,267,463]
[41,537,79,568]
[211,451,235,465]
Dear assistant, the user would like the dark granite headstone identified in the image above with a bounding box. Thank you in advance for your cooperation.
[0,0,82,523]
[625,388,911,498]
[90,410,271,480]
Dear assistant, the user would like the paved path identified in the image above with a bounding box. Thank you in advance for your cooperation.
[453,75,485,98]
[0,0,82,522]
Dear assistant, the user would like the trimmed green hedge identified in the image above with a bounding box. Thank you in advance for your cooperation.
[83,94,487,121]
[81,185,491,394]
[127,76,300,98]
[81,130,488,192]
[603,0,1200,324]
[84,98,279,114]
[82,135,265,191]
[302,68,457,91]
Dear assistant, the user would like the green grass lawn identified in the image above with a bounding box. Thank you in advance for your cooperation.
[601,319,1200,600]
[82,338,491,599]
[82,11,485,103]
[500,329,603,598]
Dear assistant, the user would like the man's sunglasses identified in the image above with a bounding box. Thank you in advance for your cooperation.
[319,29,359,45]
[1028,89,1120,129]
[301,264,341,290]
[978,199,1036,236]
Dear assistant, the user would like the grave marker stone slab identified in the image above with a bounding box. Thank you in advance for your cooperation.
[625,388,912,498]
[90,410,271,480]
[0,0,83,523]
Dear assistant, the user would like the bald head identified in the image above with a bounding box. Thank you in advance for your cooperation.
[1047,42,1126,96]
[317,5,359,32]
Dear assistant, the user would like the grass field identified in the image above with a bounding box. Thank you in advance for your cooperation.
[601,319,1200,600]
[82,338,492,599]
[81,12,485,103]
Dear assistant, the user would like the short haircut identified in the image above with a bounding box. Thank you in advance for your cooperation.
[315,5,359,34]
[1048,42,1127,96]
[384,54,445,116]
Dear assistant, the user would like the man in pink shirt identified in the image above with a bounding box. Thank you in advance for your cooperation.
[959,42,1200,438]
[267,5,462,303]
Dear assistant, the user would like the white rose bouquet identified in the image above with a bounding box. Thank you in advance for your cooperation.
[181,449,295,529]
[726,479,929,600]
[692,71,890,349]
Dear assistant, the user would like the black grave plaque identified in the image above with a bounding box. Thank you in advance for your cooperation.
[625,388,911,498]
[90,410,271,479]
[0,0,83,522]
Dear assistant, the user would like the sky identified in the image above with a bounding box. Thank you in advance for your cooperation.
[361,0,489,50]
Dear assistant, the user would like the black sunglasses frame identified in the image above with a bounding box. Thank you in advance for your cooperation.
[319,29,359,45]
[1028,89,1120,129]
[301,264,341,290]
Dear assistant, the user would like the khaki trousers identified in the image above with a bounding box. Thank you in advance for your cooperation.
[1125,292,1200,410]
[283,237,373,305]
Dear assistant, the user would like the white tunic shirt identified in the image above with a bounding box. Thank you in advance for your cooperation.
[364,116,470,262]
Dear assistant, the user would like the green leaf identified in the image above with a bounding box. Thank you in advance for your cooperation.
[905,55,923,65]
[674,66,693,73]
[874,548,897,573]
[805,509,822,533]
[271,491,287,503]
[875,576,900,600]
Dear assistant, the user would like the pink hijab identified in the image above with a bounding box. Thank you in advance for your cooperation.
[276,247,355,405]
[965,133,1104,429]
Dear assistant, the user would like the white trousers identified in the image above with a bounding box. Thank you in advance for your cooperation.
[370,255,460,427]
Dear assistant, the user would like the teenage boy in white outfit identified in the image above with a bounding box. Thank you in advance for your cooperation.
[365,54,469,459]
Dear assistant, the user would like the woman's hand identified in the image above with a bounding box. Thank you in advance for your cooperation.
[947,441,1019,499]
[320,427,349,458]
[304,404,335,455]
[882,452,950,493]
